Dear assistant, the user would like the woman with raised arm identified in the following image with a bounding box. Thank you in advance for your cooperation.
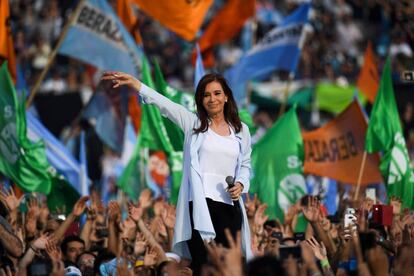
[101,71,252,274]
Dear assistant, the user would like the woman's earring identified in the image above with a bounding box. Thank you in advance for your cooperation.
[225,99,228,103]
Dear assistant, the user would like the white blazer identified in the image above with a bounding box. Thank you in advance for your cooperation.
[139,84,253,260]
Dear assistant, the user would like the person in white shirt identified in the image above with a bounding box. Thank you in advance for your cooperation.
[101,71,252,274]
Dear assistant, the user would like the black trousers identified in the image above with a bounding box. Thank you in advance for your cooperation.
[187,198,242,275]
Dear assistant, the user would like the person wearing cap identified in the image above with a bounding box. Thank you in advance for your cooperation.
[102,71,253,274]
[65,265,82,276]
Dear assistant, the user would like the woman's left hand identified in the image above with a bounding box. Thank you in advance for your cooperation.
[228,182,243,200]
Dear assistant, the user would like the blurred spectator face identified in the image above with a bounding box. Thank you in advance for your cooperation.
[45,218,61,233]
[159,261,179,276]
[65,241,85,263]
[282,238,296,246]
[77,253,95,275]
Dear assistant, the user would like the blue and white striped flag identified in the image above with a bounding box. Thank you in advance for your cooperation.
[58,0,143,77]
[194,43,206,89]
[26,112,85,195]
[225,3,311,104]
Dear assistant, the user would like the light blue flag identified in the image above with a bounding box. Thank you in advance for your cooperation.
[306,176,338,215]
[82,83,129,154]
[323,178,338,215]
[58,0,143,77]
[79,131,89,197]
[194,43,205,89]
[102,117,137,203]
[26,112,84,195]
[225,3,311,104]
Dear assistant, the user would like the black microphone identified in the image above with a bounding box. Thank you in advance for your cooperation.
[225,176,240,208]
[225,176,235,189]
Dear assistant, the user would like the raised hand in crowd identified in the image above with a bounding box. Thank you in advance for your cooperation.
[204,229,243,276]
[72,196,90,217]
[244,193,258,219]
[18,233,51,271]
[253,203,268,236]
[38,201,50,230]
[26,197,40,238]
[128,201,143,223]
[153,198,166,218]
[80,204,98,250]
[54,196,90,242]
[162,204,176,250]
[139,188,153,210]
[108,200,122,254]
[107,200,121,224]
[144,246,159,268]
[120,218,137,243]
[50,260,65,276]
[284,203,300,232]
[0,186,24,216]
[46,239,63,261]
[134,232,147,256]
[301,239,322,275]
[31,232,50,252]
[390,196,402,217]
[302,196,320,223]
[251,234,265,257]
[162,204,176,230]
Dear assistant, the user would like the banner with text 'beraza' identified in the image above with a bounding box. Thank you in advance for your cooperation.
[303,100,382,185]
[59,0,143,77]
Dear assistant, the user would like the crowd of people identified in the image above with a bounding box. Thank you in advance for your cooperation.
[0,186,414,275]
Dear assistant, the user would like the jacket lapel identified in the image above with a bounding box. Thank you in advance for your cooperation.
[190,132,204,178]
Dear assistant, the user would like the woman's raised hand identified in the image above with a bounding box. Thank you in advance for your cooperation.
[101,71,141,91]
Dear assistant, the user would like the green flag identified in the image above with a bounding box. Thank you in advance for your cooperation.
[0,63,51,194]
[316,82,366,114]
[365,57,414,209]
[239,108,257,136]
[118,57,181,201]
[250,107,306,221]
[47,168,80,214]
[154,61,193,204]
[117,136,143,200]
[139,58,174,152]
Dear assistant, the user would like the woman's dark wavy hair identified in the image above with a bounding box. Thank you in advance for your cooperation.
[193,73,242,134]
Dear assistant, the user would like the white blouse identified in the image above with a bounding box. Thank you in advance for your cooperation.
[198,127,239,205]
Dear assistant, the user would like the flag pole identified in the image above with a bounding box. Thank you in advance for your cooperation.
[277,71,295,117]
[277,20,309,118]
[354,151,367,201]
[26,0,86,109]
[244,17,257,109]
